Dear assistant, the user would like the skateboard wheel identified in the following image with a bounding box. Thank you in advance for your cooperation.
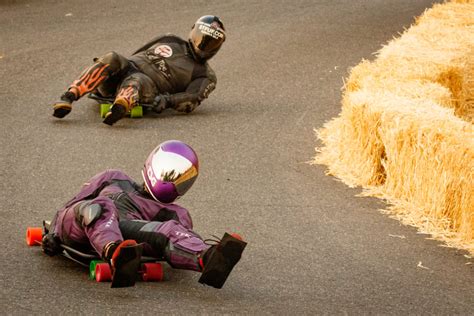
[26,227,43,246]
[142,263,163,282]
[100,103,111,118]
[130,105,143,118]
[95,263,112,282]
[89,260,103,280]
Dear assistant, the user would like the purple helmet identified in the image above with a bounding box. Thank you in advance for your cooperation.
[142,140,199,203]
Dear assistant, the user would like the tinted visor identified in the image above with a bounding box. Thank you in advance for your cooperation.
[150,148,198,195]
[192,21,225,53]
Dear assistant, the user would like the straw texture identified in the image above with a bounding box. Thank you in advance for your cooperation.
[313,1,474,254]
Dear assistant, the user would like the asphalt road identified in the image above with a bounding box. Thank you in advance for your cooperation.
[1,0,473,314]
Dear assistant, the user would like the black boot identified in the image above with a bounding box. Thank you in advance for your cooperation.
[103,103,126,125]
[104,240,143,288]
[52,91,76,118]
[198,233,247,289]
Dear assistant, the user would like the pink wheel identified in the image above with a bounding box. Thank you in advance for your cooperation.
[95,263,112,282]
[142,263,164,282]
[26,227,43,246]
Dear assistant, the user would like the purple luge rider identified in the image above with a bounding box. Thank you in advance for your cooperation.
[41,140,246,288]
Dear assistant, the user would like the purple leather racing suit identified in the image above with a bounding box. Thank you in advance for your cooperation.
[48,169,209,271]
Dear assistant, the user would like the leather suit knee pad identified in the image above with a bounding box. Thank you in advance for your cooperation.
[119,72,157,104]
[96,51,129,73]
[119,220,168,257]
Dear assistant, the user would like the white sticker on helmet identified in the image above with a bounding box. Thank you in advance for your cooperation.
[197,22,224,39]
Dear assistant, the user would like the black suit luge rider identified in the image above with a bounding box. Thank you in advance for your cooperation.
[52,15,226,125]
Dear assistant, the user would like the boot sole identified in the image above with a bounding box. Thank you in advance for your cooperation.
[53,104,72,118]
[198,233,247,289]
[111,243,143,288]
[103,104,126,125]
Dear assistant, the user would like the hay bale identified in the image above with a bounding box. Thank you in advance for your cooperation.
[459,49,474,122]
[314,1,474,254]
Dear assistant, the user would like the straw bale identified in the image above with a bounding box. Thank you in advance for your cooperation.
[449,0,474,4]
[459,49,474,122]
[313,1,474,254]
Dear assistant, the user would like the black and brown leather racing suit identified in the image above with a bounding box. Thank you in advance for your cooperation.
[67,34,217,113]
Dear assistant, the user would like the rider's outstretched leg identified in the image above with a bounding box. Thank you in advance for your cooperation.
[119,219,247,288]
[52,51,130,118]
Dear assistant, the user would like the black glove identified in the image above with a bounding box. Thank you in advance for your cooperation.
[152,95,169,113]
[41,233,63,256]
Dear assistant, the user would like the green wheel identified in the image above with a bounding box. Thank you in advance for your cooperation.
[130,105,143,118]
[100,103,111,118]
[89,260,103,280]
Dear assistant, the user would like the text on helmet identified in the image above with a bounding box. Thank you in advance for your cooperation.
[197,22,224,40]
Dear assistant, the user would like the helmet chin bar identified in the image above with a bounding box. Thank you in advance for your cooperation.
[187,40,200,60]
[188,38,212,62]
[142,169,159,202]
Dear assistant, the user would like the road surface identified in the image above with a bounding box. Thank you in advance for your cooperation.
[1,0,472,314]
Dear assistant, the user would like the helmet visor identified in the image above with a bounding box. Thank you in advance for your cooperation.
[192,21,225,52]
[150,148,198,195]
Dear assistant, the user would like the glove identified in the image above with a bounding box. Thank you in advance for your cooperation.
[41,233,63,256]
[152,95,169,113]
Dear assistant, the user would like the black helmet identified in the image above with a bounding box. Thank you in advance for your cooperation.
[189,15,226,61]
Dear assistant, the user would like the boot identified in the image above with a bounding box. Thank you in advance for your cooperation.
[102,102,127,125]
[103,240,143,288]
[103,86,137,125]
[198,233,247,289]
[52,91,76,118]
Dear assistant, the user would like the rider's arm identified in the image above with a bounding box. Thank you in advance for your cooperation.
[156,67,217,113]
[43,170,123,255]
[169,76,216,113]
[47,169,133,239]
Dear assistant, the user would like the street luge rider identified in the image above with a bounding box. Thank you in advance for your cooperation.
[52,15,225,125]
[42,140,246,288]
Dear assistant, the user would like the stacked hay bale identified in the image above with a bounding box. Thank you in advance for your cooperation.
[314,1,474,254]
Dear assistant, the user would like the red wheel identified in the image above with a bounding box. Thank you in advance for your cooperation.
[26,227,43,246]
[142,263,164,282]
[95,263,112,282]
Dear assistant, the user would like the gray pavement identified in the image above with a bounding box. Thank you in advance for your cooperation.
[1,0,472,314]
